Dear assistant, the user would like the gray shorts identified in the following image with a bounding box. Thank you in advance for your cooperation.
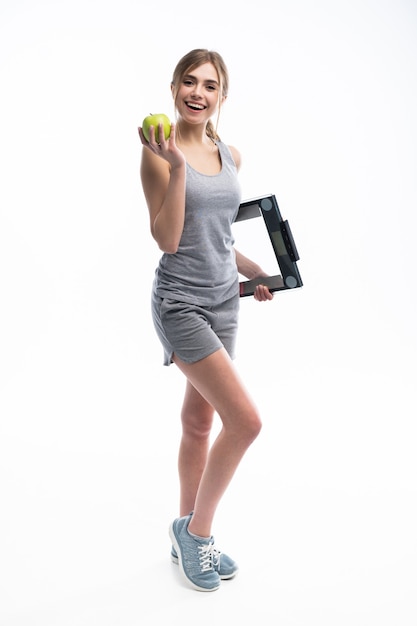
[151,292,240,366]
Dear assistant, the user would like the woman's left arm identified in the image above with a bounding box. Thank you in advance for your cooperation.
[234,248,274,301]
[230,148,271,300]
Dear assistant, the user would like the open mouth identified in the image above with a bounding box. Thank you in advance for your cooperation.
[186,102,206,111]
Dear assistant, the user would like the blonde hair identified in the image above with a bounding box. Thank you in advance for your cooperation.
[171,49,229,142]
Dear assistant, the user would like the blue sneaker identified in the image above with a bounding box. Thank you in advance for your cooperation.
[171,545,238,580]
[169,514,221,592]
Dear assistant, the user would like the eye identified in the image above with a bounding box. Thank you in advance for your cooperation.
[183,79,193,86]
[206,85,217,91]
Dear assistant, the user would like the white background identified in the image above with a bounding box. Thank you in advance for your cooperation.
[1,1,416,624]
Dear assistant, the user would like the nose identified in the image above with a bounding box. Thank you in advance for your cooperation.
[191,82,202,98]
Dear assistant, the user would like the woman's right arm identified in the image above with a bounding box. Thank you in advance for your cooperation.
[139,123,186,254]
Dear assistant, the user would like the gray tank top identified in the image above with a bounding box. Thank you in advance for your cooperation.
[153,141,241,306]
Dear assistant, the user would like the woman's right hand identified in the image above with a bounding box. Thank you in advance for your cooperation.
[138,122,186,169]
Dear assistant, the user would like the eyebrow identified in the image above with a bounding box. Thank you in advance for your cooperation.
[184,73,219,86]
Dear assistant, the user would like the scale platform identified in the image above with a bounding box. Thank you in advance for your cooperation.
[234,194,303,297]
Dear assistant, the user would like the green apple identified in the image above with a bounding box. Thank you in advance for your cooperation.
[142,113,171,143]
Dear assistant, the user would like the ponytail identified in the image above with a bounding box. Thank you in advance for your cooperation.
[206,119,221,142]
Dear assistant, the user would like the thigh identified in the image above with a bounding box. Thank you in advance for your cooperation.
[173,348,259,431]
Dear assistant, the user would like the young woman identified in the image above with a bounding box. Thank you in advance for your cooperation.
[138,49,273,592]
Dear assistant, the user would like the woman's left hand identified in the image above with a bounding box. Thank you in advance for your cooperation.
[253,283,274,301]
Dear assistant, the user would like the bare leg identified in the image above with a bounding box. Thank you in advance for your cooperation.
[173,347,262,538]
[178,380,215,516]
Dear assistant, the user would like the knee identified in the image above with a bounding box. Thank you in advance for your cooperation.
[246,411,262,443]
[234,408,262,445]
[181,407,214,440]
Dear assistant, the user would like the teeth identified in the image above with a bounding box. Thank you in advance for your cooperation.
[187,103,204,110]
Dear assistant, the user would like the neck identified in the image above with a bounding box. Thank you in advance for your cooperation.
[176,120,213,146]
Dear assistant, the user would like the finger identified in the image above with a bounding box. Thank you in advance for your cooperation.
[148,124,156,143]
[169,122,176,141]
[262,285,273,300]
[158,122,175,147]
[255,284,273,301]
[138,127,148,145]
[254,286,263,301]
[139,124,163,155]
[157,122,164,145]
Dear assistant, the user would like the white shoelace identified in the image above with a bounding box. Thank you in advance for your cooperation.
[198,542,217,572]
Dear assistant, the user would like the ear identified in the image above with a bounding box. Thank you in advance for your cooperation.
[171,82,175,98]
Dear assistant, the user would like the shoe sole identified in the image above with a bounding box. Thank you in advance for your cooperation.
[169,522,220,592]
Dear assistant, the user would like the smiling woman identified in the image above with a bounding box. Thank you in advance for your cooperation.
[137,48,274,592]
[1,2,417,620]
[173,63,222,145]
[171,48,229,142]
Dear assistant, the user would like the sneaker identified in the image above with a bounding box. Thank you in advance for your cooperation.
[169,514,221,592]
[171,545,238,580]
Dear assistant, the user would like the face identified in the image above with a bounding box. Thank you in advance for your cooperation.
[173,62,224,124]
